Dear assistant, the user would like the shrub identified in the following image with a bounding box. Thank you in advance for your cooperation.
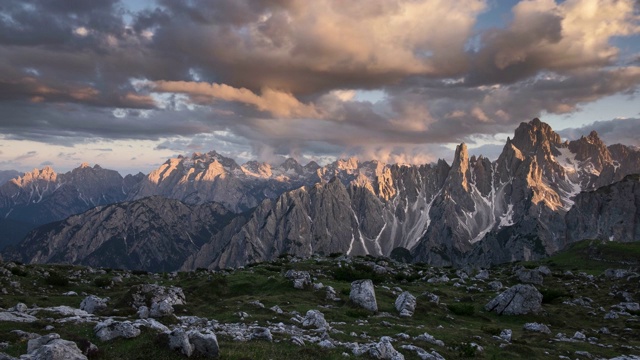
[540,288,569,304]
[481,326,502,336]
[11,267,28,277]
[457,343,477,358]
[333,263,384,284]
[94,277,112,288]
[132,270,148,276]
[447,303,475,316]
[390,247,412,263]
[45,272,69,287]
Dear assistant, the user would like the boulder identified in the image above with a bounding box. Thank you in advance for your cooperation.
[484,284,543,315]
[414,333,444,347]
[326,286,341,301]
[421,291,440,304]
[22,333,87,360]
[350,279,378,312]
[523,322,551,334]
[188,330,219,358]
[284,270,311,289]
[10,303,27,313]
[80,295,108,314]
[367,337,405,360]
[394,292,417,317]
[516,269,543,285]
[126,284,186,308]
[168,329,193,357]
[137,306,149,319]
[302,309,329,330]
[250,327,273,342]
[94,320,141,341]
[475,270,489,280]
[0,312,37,323]
[500,329,512,342]
[487,281,503,291]
[149,300,174,318]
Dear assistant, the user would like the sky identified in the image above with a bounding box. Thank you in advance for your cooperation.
[0,0,639,175]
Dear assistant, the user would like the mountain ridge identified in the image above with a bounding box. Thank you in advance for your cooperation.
[4,118,640,270]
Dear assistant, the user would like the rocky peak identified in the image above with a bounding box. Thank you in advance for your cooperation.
[241,160,272,178]
[10,166,57,187]
[304,161,321,172]
[511,118,562,155]
[279,158,304,175]
[334,157,359,171]
[568,130,612,171]
[449,143,471,191]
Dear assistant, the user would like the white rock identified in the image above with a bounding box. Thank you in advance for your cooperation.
[23,333,87,360]
[149,300,174,318]
[94,319,141,341]
[394,292,416,317]
[523,322,551,334]
[80,295,108,314]
[485,284,543,315]
[414,333,444,347]
[137,306,149,319]
[500,329,512,342]
[0,312,38,323]
[250,327,273,342]
[188,330,219,358]
[302,309,329,330]
[168,329,193,357]
[350,279,377,312]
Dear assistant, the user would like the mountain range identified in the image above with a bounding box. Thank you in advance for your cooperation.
[2,118,639,270]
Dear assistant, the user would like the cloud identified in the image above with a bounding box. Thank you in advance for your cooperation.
[0,0,639,168]
[14,151,37,161]
[151,81,320,118]
[467,0,640,85]
[558,117,640,146]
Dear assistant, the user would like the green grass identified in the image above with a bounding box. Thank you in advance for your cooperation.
[1,241,640,359]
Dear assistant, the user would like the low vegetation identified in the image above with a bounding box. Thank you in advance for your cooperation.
[0,239,638,359]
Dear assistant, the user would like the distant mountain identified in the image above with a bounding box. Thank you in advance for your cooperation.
[8,196,235,272]
[7,119,640,270]
[129,151,400,213]
[0,170,21,186]
[0,163,144,249]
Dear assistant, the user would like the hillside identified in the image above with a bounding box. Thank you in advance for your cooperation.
[0,240,638,359]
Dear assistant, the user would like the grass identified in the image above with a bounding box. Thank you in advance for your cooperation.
[0,240,639,359]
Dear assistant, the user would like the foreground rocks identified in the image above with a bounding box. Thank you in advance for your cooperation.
[16,333,88,360]
[484,284,543,315]
[350,279,378,312]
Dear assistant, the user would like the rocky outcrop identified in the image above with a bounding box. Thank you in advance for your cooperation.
[566,174,640,243]
[485,284,543,315]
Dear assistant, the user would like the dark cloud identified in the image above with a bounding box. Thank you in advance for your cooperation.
[0,0,638,166]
